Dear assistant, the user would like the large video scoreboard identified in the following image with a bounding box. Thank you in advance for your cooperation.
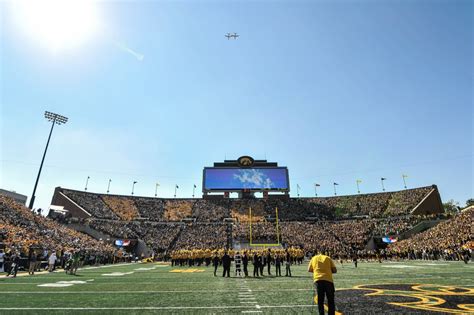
[202,156,290,193]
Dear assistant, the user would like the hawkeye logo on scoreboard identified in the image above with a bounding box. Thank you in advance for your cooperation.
[237,156,254,167]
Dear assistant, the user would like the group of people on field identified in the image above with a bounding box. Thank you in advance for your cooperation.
[212,249,294,277]
[1,246,115,277]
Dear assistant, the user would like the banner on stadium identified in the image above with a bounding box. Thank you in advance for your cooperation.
[382,236,398,244]
[115,239,131,247]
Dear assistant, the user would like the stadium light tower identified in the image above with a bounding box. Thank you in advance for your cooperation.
[29,111,68,209]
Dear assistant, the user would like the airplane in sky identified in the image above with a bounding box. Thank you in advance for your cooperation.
[225,32,239,40]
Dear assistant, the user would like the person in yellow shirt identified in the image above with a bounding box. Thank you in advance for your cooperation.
[308,251,337,315]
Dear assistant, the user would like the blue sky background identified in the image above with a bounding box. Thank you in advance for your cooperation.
[1,0,472,211]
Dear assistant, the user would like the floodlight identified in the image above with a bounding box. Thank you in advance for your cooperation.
[29,111,68,209]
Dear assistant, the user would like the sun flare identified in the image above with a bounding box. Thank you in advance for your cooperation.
[12,0,100,52]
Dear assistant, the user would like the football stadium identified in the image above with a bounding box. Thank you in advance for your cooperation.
[1,156,473,314]
[1,0,473,314]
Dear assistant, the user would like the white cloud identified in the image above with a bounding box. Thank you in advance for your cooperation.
[233,169,274,188]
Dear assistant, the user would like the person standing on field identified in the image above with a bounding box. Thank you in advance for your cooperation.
[285,250,292,277]
[242,251,249,277]
[48,251,57,272]
[275,254,282,276]
[28,249,37,275]
[212,254,219,277]
[308,251,337,315]
[266,249,272,275]
[222,251,231,278]
[253,253,260,277]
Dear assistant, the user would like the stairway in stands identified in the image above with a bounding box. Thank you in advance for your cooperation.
[168,224,185,251]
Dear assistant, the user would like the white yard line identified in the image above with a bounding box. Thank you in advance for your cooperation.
[0,288,318,292]
[238,279,261,314]
[239,297,256,300]
[0,289,316,294]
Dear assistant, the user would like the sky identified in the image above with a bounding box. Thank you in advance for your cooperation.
[0,0,472,212]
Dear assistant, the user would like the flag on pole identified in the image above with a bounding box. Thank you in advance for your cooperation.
[156,183,160,186]
[381,177,387,180]
[176,185,179,189]
[193,184,197,188]
[315,183,320,187]
[297,184,301,189]
[356,179,362,183]
[333,182,339,186]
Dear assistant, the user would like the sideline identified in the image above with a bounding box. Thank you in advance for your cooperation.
[0,262,140,279]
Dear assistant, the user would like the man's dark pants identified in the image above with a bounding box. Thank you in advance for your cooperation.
[222,266,230,277]
[314,280,335,315]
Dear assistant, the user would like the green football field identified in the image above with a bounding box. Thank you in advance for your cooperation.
[0,261,473,314]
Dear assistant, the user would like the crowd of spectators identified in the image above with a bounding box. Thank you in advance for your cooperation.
[388,208,473,259]
[0,196,114,262]
[62,189,118,219]
[101,196,139,221]
[384,187,432,216]
[86,219,182,253]
[46,186,472,262]
[134,198,165,220]
[60,186,435,222]
[369,216,423,236]
[163,200,193,221]
[172,223,227,250]
[192,200,229,222]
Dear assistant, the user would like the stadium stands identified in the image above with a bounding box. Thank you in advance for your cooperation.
[173,223,227,250]
[0,195,114,255]
[42,185,469,260]
[101,195,139,221]
[388,207,473,259]
[55,185,438,221]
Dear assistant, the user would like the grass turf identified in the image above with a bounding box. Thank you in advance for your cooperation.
[0,260,473,314]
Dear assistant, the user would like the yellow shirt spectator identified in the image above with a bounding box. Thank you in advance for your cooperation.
[308,254,337,283]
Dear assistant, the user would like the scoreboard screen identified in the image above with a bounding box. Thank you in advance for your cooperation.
[203,167,289,191]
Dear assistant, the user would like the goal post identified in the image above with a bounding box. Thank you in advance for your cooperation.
[248,207,281,247]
